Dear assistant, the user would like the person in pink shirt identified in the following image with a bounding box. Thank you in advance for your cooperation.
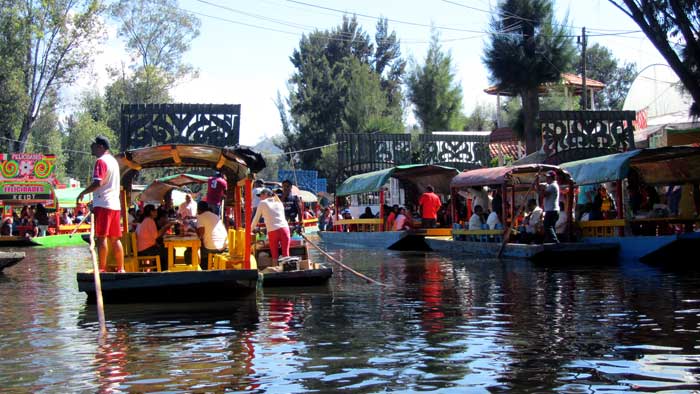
[418,185,442,228]
[136,204,177,271]
[393,207,411,231]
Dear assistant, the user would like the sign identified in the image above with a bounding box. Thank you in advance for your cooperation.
[0,153,57,184]
[0,181,56,208]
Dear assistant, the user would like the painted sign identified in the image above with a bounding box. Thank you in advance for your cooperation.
[0,181,56,208]
[0,153,57,184]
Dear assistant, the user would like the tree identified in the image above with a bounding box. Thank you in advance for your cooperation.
[406,31,464,132]
[110,0,200,87]
[465,103,495,131]
[575,43,636,110]
[608,0,700,115]
[64,111,115,183]
[27,91,67,181]
[284,16,405,177]
[0,1,29,152]
[11,0,106,152]
[483,0,575,153]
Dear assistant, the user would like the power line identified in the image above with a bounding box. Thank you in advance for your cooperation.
[0,136,91,155]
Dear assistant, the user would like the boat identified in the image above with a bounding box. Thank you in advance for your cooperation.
[560,146,700,262]
[253,232,332,287]
[76,144,266,303]
[0,235,41,247]
[318,164,459,250]
[0,251,25,272]
[424,164,620,262]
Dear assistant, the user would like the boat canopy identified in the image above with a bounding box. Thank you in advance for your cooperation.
[561,147,700,186]
[54,187,89,208]
[450,164,571,189]
[154,173,209,186]
[117,144,265,188]
[335,164,460,197]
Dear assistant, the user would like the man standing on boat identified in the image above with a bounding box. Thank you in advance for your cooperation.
[206,170,227,217]
[538,171,560,244]
[418,185,442,228]
[281,179,304,226]
[77,135,125,272]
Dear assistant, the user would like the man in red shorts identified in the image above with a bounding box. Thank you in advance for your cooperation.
[77,135,124,272]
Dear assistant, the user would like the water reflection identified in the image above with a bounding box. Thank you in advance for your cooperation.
[1,246,700,392]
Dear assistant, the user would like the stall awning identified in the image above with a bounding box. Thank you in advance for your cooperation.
[335,165,459,197]
[560,150,641,186]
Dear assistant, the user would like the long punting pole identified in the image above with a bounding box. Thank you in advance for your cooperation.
[89,213,107,336]
[498,170,543,258]
[379,190,385,232]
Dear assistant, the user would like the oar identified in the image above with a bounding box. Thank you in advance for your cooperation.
[69,208,92,238]
[88,212,107,336]
[497,170,543,258]
[300,233,390,287]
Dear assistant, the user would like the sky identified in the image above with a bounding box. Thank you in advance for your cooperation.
[74,0,668,147]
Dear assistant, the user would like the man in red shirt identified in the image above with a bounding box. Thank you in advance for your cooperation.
[206,170,228,216]
[418,185,442,228]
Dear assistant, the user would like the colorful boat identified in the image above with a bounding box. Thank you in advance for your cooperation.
[424,164,620,262]
[560,146,700,262]
[254,234,332,287]
[76,144,265,303]
[318,164,459,249]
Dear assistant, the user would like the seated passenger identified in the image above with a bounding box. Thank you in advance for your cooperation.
[136,204,176,271]
[468,205,485,230]
[193,201,228,270]
[521,199,543,243]
[394,207,411,231]
[486,208,501,230]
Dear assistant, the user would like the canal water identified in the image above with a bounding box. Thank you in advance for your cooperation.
[1,244,699,393]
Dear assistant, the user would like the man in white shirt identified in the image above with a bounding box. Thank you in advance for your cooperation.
[178,193,197,219]
[468,205,485,230]
[194,201,227,270]
[538,171,560,243]
[524,199,543,243]
[486,209,501,229]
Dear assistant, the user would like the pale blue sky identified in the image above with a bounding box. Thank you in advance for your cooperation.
[78,0,666,146]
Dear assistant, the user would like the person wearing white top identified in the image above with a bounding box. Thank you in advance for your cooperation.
[178,194,198,219]
[486,210,501,229]
[538,171,560,243]
[524,199,543,235]
[194,201,228,270]
[251,188,291,265]
[393,208,410,231]
[468,205,485,230]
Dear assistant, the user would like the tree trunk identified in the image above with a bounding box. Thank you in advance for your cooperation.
[520,88,541,154]
[17,112,32,153]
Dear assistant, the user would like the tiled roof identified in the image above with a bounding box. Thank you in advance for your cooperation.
[484,73,605,96]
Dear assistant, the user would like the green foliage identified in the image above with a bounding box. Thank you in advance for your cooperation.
[13,0,106,152]
[64,112,115,184]
[608,1,700,115]
[490,155,514,167]
[483,0,575,153]
[26,92,66,181]
[575,43,636,110]
[283,16,406,178]
[0,1,28,151]
[540,85,580,110]
[406,31,464,132]
[465,102,495,131]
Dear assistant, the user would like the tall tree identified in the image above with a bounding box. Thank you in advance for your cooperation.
[27,91,67,181]
[0,1,29,151]
[608,0,700,115]
[575,43,637,110]
[483,0,575,153]
[284,16,405,176]
[110,0,200,90]
[406,31,464,132]
[11,0,105,152]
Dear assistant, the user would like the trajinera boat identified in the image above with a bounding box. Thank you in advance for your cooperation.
[0,251,25,272]
[424,164,619,262]
[76,144,331,304]
[318,164,459,249]
[560,146,700,263]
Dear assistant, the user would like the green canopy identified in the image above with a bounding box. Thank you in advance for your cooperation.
[54,187,90,208]
[560,150,641,186]
[156,173,209,186]
[335,164,459,197]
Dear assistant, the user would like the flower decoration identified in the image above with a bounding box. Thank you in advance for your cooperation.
[19,160,33,176]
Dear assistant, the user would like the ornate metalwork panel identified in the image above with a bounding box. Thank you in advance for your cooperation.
[539,111,636,160]
[418,134,490,171]
[337,133,411,180]
[120,104,240,151]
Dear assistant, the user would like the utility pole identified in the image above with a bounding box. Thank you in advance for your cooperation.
[579,27,588,110]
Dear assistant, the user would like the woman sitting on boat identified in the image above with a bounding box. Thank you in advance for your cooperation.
[251,188,291,267]
[394,207,411,231]
[136,204,177,271]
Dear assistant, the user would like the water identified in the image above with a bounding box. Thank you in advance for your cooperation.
[1,245,699,393]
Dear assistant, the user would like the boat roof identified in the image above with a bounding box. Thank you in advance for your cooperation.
[450,164,571,189]
[117,144,265,187]
[335,164,460,197]
[155,173,209,186]
[560,147,700,186]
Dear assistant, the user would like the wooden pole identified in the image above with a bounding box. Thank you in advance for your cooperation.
[243,178,252,269]
[497,171,543,258]
[89,213,107,336]
[379,190,385,232]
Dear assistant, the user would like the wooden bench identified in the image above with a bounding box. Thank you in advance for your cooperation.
[452,229,505,242]
[57,224,91,234]
[577,219,626,237]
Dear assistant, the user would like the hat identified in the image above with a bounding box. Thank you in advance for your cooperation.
[257,188,273,196]
[546,170,556,177]
[93,135,110,149]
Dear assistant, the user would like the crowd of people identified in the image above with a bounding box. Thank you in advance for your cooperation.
[0,204,91,237]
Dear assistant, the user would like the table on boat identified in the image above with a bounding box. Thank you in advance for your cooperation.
[163,235,201,271]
